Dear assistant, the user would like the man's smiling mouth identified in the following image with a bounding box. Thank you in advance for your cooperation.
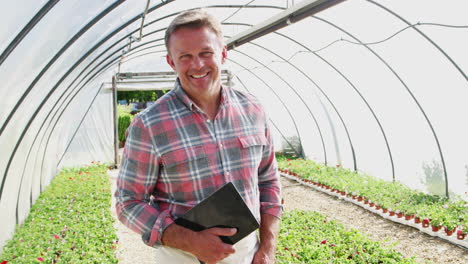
[191,72,208,79]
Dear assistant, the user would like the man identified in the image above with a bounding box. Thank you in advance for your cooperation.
[115,9,282,264]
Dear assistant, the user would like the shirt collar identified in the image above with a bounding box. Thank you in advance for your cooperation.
[173,78,229,112]
[173,78,196,111]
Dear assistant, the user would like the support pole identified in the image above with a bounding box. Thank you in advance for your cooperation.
[226,0,347,49]
[112,75,119,169]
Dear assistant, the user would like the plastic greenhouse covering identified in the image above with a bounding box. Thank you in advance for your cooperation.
[0,0,467,250]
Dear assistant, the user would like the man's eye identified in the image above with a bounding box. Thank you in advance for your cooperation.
[179,54,190,59]
[201,52,213,57]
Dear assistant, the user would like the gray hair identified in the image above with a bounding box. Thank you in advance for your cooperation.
[164,9,223,52]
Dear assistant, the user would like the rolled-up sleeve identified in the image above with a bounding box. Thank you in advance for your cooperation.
[257,119,283,219]
[115,116,173,247]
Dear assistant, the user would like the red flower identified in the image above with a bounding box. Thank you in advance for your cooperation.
[2,261,8,264]
[320,240,327,244]
[330,243,336,247]
[91,161,94,163]
[53,234,60,239]
[78,172,82,175]
[37,257,44,262]
[336,165,341,168]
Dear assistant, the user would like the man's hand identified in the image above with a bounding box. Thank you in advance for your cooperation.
[252,247,275,264]
[162,224,237,263]
[252,214,280,264]
[192,227,237,263]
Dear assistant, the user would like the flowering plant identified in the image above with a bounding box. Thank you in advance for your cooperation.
[0,163,118,263]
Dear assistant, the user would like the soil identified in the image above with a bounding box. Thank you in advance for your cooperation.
[109,170,468,264]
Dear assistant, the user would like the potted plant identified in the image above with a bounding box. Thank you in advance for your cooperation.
[457,222,467,240]
[379,201,389,213]
[443,216,458,236]
[402,205,417,221]
[415,205,431,226]
[428,208,444,232]
[395,209,404,218]
[422,218,431,228]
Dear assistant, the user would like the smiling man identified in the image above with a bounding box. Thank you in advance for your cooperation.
[115,9,282,264]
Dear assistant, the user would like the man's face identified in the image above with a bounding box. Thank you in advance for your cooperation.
[166,26,227,98]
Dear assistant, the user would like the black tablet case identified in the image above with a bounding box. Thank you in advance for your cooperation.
[174,182,260,245]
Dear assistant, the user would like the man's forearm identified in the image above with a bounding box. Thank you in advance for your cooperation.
[161,223,193,250]
[252,213,281,264]
[258,213,280,253]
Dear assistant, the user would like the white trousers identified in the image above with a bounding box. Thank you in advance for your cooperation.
[155,232,259,264]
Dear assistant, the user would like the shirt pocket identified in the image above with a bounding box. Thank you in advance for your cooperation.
[238,133,268,169]
[160,145,210,181]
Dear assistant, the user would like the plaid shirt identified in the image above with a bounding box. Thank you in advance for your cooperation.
[115,80,282,247]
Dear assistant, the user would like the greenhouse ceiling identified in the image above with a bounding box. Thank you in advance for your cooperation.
[0,0,467,250]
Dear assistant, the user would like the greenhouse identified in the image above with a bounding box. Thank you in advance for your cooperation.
[1,0,467,263]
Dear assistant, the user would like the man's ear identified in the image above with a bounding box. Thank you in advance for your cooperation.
[221,46,228,64]
[166,53,176,71]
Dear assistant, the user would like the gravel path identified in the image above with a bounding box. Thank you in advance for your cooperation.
[109,169,467,264]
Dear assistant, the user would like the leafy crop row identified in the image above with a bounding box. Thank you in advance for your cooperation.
[277,210,417,263]
[0,163,118,263]
[276,155,467,237]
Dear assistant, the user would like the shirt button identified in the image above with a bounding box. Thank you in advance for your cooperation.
[207,119,211,123]
[219,143,223,148]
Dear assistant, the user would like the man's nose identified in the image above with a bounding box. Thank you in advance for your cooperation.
[191,56,204,69]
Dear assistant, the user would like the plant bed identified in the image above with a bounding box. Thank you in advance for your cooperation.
[276,210,417,263]
[0,163,118,263]
[277,155,468,248]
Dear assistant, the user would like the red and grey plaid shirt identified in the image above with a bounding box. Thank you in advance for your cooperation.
[115,80,282,247]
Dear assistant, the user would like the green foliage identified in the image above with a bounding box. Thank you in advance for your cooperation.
[276,154,467,232]
[117,90,158,103]
[277,210,417,263]
[117,105,133,143]
[0,163,118,263]
[118,114,132,143]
